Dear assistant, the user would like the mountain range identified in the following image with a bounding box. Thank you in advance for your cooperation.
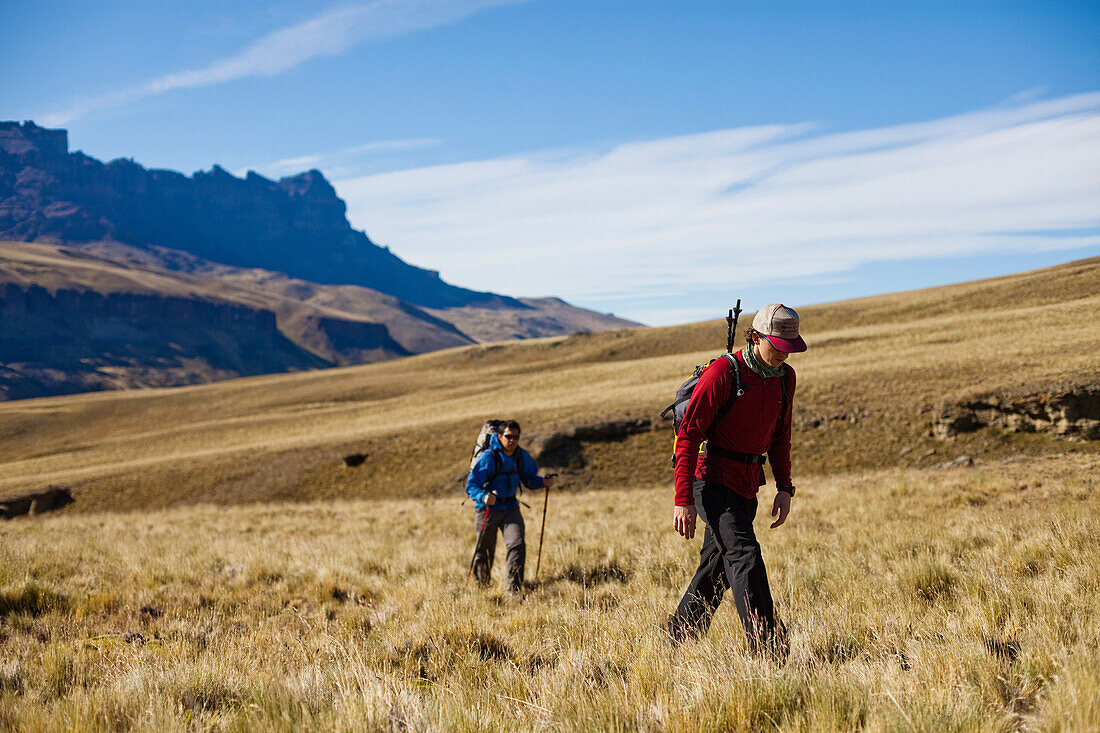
[0,121,638,400]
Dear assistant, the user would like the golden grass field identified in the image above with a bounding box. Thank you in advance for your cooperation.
[1,258,1099,731]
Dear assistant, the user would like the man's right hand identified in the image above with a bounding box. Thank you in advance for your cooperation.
[484,492,497,505]
[673,505,697,539]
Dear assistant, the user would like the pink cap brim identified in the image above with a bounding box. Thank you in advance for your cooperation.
[764,334,807,353]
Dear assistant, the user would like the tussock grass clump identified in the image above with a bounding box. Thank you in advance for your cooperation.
[902,560,957,603]
[0,581,69,617]
[558,560,630,586]
[1,457,1098,730]
[0,660,23,695]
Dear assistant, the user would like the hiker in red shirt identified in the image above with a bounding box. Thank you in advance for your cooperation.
[666,304,806,655]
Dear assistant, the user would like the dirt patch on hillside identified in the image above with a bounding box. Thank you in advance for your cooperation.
[525,418,655,469]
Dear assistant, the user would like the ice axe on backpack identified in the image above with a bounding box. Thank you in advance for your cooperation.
[727,298,741,354]
[534,473,559,581]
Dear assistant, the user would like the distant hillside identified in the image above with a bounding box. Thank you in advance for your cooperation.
[0,121,639,399]
[0,241,636,400]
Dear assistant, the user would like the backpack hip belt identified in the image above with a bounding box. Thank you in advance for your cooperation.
[704,444,767,465]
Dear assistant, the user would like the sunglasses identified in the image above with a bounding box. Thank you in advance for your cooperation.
[501,433,520,440]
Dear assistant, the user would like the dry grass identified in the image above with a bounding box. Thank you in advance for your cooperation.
[1,257,1098,729]
[1,457,1097,731]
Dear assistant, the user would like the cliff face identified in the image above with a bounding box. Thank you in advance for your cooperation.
[0,282,336,400]
[0,121,512,309]
[0,122,642,401]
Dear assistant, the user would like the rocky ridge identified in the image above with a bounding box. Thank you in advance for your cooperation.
[0,121,641,400]
[0,121,508,309]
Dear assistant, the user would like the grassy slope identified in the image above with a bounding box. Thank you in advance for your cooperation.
[0,458,1096,730]
[1,258,1099,730]
[1,256,1097,512]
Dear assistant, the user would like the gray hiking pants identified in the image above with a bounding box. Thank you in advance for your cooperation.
[471,506,526,591]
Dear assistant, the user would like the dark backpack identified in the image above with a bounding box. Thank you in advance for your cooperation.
[470,420,506,470]
[661,353,789,461]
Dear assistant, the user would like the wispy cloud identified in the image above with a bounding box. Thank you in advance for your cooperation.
[334,93,1100,323]
[256,138,442,178]
[41,0,526,126]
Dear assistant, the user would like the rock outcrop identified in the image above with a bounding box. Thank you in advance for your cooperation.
[932,382,1100,440]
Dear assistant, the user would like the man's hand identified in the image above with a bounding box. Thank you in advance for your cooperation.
[770,491,791,528]
[484,492,497,506]
[542,475,555,489]
[674,505,697,539]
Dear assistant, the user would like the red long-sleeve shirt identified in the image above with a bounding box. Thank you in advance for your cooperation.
[673,351,795,505]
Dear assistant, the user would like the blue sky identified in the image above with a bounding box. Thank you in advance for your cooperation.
[3,1,1098,325]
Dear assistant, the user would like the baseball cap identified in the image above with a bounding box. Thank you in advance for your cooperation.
[752,304,807,353]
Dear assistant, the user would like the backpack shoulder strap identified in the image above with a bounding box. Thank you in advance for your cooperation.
[714,352,744,420]
[774,365,791,434]
[484,448,504,487]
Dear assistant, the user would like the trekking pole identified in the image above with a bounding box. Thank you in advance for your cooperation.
[534,474,558,581]
[467,493,496,580]
[726,298,742,353]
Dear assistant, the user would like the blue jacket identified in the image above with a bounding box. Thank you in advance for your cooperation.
[466,433,545,511]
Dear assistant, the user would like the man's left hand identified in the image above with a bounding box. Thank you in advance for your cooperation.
[770,490,791,529]
[542,475,555,489]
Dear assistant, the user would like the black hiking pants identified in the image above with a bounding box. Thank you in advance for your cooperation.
[471,506,526,591]
[669,481,778,651]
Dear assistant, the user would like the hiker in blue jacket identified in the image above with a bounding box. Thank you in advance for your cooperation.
[466,420,554,593]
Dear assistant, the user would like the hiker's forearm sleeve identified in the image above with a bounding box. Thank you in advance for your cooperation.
[520,451,543,489]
